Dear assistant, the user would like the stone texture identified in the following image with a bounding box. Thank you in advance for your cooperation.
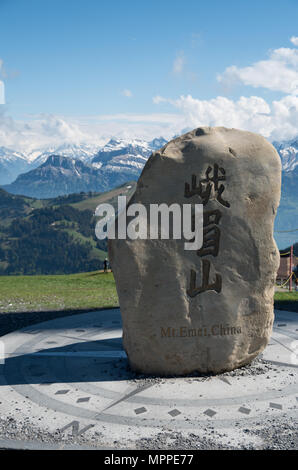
[109,127,281,375]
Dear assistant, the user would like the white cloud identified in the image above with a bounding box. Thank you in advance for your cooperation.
[173,52,185,75]
[0,111,94,152]
[290,36,298,46]
[3,92,298,153]
[152,95,167,104]
[218,44,298,95]
[0,110,184,152]
[121,89,133,98]
[91,112,179,124]
[153,93,298,142]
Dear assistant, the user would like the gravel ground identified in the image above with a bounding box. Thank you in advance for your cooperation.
[133,416,298,450]
[250,417,298,450]
[0,411,296,450]
[0,357,296,450]
[125,356,276,384]
[0,416,104,450]
[135,431,229,450]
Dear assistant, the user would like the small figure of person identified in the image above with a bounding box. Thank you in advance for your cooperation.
[295,277,298,292]
[103,258,109,273]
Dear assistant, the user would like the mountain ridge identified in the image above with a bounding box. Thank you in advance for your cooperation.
[0,137,168,198]
[0,137,168,187]
[2,155,110,198]
[273,138,298,172]
[0,135,296,184]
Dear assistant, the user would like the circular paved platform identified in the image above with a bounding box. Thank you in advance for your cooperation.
[0,308,297,449]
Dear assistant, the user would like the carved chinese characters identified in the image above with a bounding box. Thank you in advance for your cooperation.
[109,127,281,375]
[184,163,230,208]
[185,164,229,297]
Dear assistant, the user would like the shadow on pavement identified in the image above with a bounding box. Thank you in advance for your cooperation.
[274,300,298,313]
[0,306,117,337]
[0,334,141,386]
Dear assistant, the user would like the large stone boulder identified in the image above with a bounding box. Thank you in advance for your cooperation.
[109,127,281,375]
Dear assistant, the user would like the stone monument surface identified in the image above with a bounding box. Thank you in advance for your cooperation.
[109,127,281,375]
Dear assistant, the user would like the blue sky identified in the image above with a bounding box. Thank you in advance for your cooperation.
[1,0,298,115]
[1,0,298,146]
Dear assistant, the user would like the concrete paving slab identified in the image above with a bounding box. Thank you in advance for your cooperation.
[0,308,297,449]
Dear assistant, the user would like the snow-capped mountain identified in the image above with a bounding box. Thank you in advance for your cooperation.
[1,134,297,199]
[2,155,111,198]
[92,138,156,163]
[92,138,153,173]
[1,137,168,198]
[0,138,168,186]
[0,147,31,185]
[273,138,298,172]
[0,143,102,185]
[89,137,167,188]
[28,142,101,169]
[148,137,168,150]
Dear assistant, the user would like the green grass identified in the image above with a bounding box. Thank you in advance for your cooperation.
[0,271,296,315]
[274,289,298,313]
[0,271,118,313]
[274,290,298,302]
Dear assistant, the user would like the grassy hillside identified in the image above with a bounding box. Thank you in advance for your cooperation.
[0,182,136,275]
[70,183,135,210]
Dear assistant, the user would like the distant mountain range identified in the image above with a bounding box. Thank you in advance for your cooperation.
[273,139,298,172]
[0,147,30,185]
[2,155,111,199]
[0,138,168,187]
[0,135,296,200]
[28,143,101,168]
[0,134,296,187]
[1,137,168,198]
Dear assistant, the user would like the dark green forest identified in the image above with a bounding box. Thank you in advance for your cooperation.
[0,188,109,275]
